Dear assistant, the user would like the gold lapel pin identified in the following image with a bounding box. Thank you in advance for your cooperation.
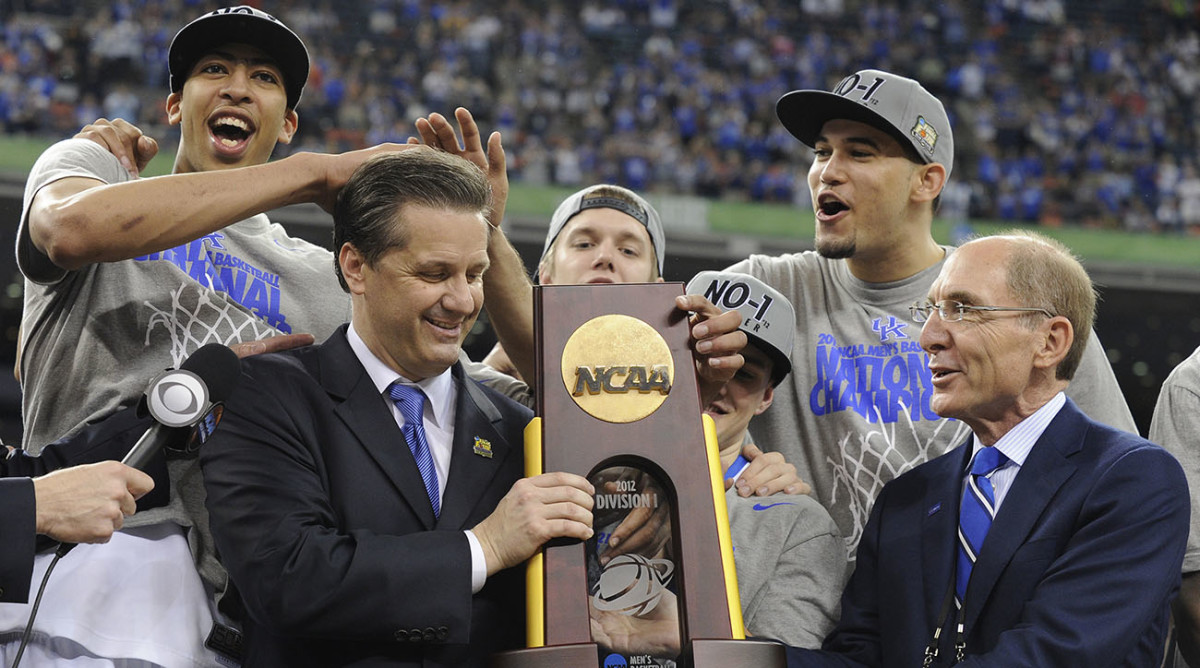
[473,436,493,458]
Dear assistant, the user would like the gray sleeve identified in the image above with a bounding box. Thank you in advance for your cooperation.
[742,505,847,649]
[1149,349,1200,573]
[459,352,534,409]
[18,139,128,285]
[1064,330,1138,435]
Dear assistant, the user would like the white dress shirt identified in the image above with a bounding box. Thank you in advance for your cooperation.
[347,324,488,592]
[966,391,1067,513]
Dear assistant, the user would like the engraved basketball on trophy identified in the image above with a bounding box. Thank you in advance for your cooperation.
[489,282,784,668]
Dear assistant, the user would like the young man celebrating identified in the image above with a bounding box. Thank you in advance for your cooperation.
[10,6,408,665]
[729,69,1137,560]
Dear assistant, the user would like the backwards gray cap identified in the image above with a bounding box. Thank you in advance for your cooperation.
[776,69,953,179]
[169,6,309,110]
[541,184,666,277]
[686,271,794,384]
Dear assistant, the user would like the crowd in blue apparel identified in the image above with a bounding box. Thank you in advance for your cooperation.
[2,0,1198,232]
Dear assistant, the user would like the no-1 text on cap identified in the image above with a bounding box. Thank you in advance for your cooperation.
[776,69,954,179]
[686,270,795,385]
[168,6,310,110]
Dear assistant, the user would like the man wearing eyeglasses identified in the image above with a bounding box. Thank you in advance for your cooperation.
[724,69,1136,565]
[785,230,1187,667]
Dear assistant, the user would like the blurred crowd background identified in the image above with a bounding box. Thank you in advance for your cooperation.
[2,0,1199,233]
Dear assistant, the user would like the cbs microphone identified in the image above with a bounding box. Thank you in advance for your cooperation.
[122,343,241,470]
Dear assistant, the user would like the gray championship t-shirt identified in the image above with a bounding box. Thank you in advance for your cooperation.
[728,249,1136,561]
[17,139,352,589]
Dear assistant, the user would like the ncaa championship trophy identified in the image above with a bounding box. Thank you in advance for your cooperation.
[490,283,785,668]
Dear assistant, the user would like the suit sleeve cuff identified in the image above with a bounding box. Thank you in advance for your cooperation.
[1,477,37,603]
[465,530,487,594]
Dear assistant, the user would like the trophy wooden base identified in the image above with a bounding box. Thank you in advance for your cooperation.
[690,638,786,665]
[489,643,598,668]
[489,638,785,668]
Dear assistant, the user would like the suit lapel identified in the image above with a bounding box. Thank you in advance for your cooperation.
[319,328,439,529]
[437,366,518,530]
[922,442,972,625]
[963,400,1084,627]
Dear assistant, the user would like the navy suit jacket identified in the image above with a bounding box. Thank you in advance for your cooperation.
[200,326,533,667]
[787,398,1189,667]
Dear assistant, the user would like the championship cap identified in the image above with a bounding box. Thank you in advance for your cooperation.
[542,184,667,277]
[168,6,309,110]
[686,271,794,385]
[776,69,953,179]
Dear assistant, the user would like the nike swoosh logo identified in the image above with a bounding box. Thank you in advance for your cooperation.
[753,502,796,511]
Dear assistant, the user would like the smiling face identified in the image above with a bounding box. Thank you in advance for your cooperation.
[342,203,490,381]
[704,344,775,453]
[808,118,947,281]
[166,43,298,174]
[919,239,1061,442]
[538,208,660,285]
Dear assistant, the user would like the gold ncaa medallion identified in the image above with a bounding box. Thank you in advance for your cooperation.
[560,314,674,423]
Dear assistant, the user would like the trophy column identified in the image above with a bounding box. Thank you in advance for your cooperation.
[490,283,785,668]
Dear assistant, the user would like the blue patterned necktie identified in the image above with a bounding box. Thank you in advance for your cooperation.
[956,446,1008,605]
[388,382,440,518]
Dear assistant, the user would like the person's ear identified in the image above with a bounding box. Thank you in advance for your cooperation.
[755,382,775,416]
[165,92,183,126]
[277,109,299,145]
[1034,316,1073,371]
[913,162,947,204]
[537,261,553,286]
[339,243,368,295]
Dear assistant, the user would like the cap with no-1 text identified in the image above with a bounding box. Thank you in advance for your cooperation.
[776,69,954,179]
[686,270,795,384]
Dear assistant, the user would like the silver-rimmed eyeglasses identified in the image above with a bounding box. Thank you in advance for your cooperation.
[909,300,1055,323]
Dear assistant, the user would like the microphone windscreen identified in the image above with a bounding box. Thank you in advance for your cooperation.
[180,343,242,402]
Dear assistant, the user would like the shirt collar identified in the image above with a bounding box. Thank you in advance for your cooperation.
[970,391,1067,467]
[347,323,456,429]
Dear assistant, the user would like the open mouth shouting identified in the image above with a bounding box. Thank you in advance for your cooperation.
[816,192,850,223]
[208,110,256,157]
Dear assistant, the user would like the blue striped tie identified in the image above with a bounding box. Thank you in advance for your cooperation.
[956,447,1008,605]
[388,383,440,518]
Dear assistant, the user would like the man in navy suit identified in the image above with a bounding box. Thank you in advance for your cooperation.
[199,148,598,667]
[786,231,1189,667]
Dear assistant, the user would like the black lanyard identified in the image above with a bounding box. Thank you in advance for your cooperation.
[923,577,968,667]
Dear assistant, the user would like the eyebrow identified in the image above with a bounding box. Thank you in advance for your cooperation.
[813,135,885,152]
[935,289,985,305]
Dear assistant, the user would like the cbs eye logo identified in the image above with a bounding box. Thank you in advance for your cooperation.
[146,369,210,428]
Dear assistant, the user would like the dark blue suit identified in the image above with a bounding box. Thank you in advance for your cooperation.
[200,326,532,667]
[787,398,1188,667]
